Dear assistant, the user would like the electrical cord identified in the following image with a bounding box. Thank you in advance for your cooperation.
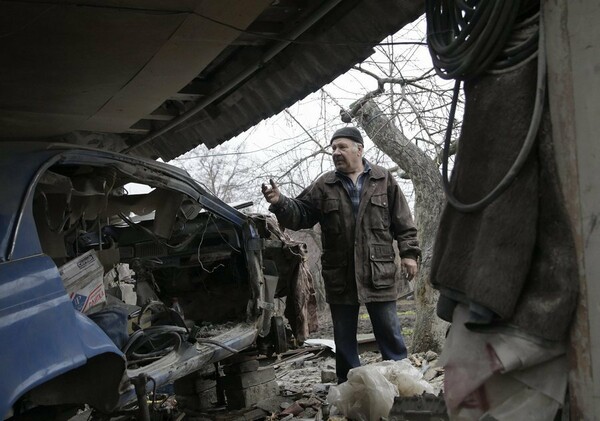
[124,300,239,366]
[123,326,239,369]
[124,301,189,364]
[123,325,186,366]
[427,1,539,79]
[489,11,540,74]
[426,0,545,212]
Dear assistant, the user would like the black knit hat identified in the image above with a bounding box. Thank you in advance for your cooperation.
[330,127,363,145]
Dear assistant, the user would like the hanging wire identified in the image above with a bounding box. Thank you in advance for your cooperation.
[426,0,544,212]
[196,213,225,273]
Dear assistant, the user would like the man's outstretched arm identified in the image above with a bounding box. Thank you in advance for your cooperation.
[261,179,319,230]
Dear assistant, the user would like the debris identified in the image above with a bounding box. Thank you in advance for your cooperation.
[281,401,304,416]
[320,370,336,383]
[184,301,445,419]
[312,384,330,394]
[356,333,379,353]
[304,338,336,352]
[297,406,317,419]
[384,360,436,397]
[327,362,397,421]
[425,350,438,362]
[214,407,269,420]
[389,393,448,420]
[423,367,439,382]
[326,360,438,421]
[255,396,290,414]
[408,353,424,367]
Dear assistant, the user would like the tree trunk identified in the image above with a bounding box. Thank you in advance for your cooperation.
[352,99,448,352]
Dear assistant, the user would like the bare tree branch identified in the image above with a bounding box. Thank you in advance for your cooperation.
[283,109,330,156]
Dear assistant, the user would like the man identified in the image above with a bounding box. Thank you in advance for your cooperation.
[262,126,420,383]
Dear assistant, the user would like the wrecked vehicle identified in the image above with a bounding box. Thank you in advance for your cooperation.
[0,142,316,419]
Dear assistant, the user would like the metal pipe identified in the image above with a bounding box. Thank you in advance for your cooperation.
[122,0,343,155]
[131,374,151,421]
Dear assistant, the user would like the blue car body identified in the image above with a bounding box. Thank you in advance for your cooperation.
[0,143,274,418]
[0,145,127,417]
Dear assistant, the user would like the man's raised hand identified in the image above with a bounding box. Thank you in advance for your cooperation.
[261,178,281,205]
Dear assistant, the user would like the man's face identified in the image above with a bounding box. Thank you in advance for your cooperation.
[331,138,363,173]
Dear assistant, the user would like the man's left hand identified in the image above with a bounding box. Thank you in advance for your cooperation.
[401,258,418,281]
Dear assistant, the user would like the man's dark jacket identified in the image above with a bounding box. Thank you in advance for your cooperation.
[271,161,420,304]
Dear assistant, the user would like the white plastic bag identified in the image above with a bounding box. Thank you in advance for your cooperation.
[327,363,396,421]
[327,360,436,420]
[382,359,435,397]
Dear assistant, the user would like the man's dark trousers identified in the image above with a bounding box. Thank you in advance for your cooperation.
[330,301,408,383]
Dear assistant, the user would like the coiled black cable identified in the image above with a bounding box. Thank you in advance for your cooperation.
[426,0,545,212]
[123,306,240,367]
[123,325,186,364]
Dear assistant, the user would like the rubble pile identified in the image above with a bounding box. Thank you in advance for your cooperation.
[179,347,445,420]
[175,300,445,420]
[407,351,445,393]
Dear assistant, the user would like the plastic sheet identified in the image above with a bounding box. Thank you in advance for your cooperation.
[327,359,435,421]
[440,304,568,419]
